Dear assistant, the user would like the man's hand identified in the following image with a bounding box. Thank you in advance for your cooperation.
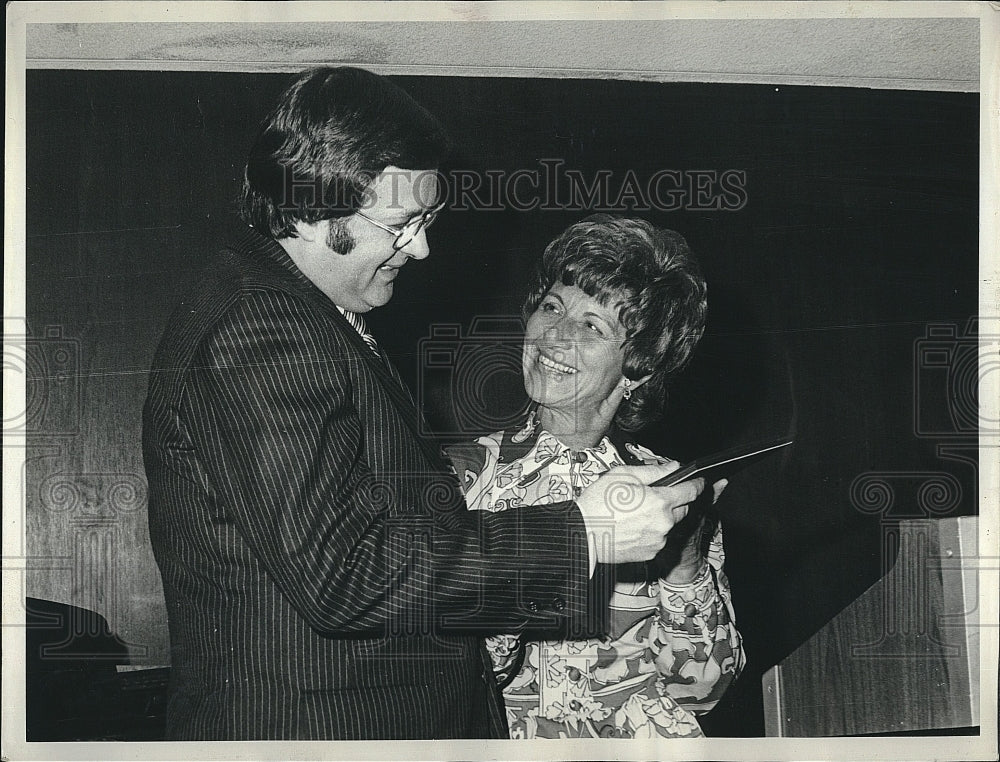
[575,463,707,565]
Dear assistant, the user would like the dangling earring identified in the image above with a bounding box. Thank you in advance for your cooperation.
[622,379,632,401]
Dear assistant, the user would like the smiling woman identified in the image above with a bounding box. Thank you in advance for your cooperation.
[523,215,708,439]
[522,283,632,444]
[446,215,741,739]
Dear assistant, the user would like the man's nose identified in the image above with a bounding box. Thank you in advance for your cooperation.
[400,228,431,260]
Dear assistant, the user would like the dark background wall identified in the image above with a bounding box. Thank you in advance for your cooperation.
[24,70,978,736]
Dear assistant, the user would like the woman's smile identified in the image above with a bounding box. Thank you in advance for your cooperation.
[537,353,578,375]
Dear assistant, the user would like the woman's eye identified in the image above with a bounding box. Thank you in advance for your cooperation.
[585,322,604,335]
[540,302,558,313]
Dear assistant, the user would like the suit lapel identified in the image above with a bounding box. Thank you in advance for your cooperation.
[231,227,445,470]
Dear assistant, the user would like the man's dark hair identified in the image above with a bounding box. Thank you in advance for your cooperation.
[238,67,450,240]
[523,215,708,432]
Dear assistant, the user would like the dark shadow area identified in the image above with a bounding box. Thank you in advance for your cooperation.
[25,598,168,741]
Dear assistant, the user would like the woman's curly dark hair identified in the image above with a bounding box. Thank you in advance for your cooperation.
[523,214,707,432]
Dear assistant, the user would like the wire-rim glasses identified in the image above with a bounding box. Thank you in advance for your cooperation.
[354,200,446,251]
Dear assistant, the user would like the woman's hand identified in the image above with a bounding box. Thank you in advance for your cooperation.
[656,478,727,584]
[658,510,706,584]
[625,443,678,469]
[610,445,730,579]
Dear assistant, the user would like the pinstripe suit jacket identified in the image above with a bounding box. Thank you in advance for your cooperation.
[142,228,608,740]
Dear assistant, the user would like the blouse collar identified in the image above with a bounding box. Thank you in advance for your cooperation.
[511,408,620,464]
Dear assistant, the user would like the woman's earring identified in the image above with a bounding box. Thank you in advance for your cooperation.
[622,379,632,401]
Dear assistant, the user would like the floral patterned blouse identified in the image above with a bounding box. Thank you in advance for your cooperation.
[446,413,745,739]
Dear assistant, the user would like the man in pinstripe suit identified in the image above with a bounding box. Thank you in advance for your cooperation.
[142,66,705,740]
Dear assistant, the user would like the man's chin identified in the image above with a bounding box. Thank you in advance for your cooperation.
[363,284,394,309]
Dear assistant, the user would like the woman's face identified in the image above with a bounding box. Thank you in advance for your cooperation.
[522,282,629,415]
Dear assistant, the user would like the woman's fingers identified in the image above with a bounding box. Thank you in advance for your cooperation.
[712,478,729,504]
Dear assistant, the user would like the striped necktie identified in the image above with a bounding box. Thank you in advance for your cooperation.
[339,308,381,356]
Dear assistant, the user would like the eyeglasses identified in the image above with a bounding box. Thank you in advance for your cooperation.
[353,200,446,251]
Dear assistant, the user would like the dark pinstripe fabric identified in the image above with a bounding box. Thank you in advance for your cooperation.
[142,228,606,740]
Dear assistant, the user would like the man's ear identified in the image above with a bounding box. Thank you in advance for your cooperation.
[291,218,325,244]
